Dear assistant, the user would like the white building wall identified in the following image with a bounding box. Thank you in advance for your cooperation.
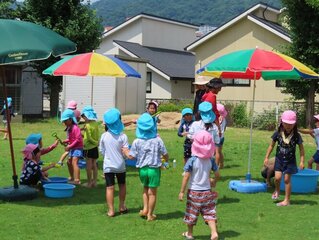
[171,80,193,99]
[98,19,143,55]
[146,71,171,99]
[141,18,197,50]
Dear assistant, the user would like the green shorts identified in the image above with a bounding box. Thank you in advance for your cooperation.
[139,167,161,188]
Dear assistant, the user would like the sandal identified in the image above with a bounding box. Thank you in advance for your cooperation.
[119,208,129,215]
[182,232,194,240]
[106,212,115,217]
[271,192,279,200]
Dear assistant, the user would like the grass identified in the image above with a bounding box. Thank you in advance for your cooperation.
[1,119,319,240]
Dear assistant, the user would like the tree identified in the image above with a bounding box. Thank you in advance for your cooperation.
[281,0,319,127]
[0,0,17,19]
[17,0,104,116]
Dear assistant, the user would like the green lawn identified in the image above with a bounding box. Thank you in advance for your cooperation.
[0,119,318,240]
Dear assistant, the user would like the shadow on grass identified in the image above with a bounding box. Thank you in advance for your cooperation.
[218,195,240,204]
[156,210,185,220]
[194,230,240,240]
[290,200,318,206]
[219,175,247,182]
[222,164,241,169]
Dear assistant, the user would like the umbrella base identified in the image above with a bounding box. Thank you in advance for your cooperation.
[229,180,267,193]
[0,185,38,201]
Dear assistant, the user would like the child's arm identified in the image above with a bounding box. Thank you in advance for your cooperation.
[210,171,220,188]
[298,128,314,135]
[264,140,275,166]
[177,122,184,137]
[40,140,59,155]
[179,171,190,201]
[299,143,305,169]
[41,162,56,172]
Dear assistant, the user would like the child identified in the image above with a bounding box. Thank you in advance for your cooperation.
[215,103,228,168]
[264,110,304,206]
[123,113,168,221]
[99,108,129,217]
[23,133,59,170]
[61,109,84,185]
[57,100,82,166]
[177,108,194,164]
[179,130,220,240]
[188,102,220,148]
[82,106,99,188]
[147,101,161,132]
[20,144,56,186]
[299,114,319,170]
[0,97,15,140]
[261,157,275,187]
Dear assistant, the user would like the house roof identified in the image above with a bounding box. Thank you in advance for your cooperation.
[113,40,195,80]
[185,3,283,51]
[247,14,291,42]
[103,12,198,39]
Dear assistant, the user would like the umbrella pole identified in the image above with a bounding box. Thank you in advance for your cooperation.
[0,66,18,189]
[90,76,94,106]
[246,77,256,182]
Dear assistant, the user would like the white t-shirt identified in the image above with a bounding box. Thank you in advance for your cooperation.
[99,131,129,173]
[314,128,319,150]
[184,156,219,191]
[187,120,220,145]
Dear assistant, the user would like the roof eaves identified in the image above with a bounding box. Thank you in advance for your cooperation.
[185,3,278,51]
[247,15,291,43]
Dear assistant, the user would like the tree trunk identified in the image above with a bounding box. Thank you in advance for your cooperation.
[48,77,62,117]
[306,82,315,128]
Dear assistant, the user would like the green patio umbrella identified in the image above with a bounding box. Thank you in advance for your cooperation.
[0,19,76,201]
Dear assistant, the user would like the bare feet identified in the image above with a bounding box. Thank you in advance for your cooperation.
[182,232,194,239]
[147,214,157,221]
[211,232,218,240]
[276,201,290,207]
[107,211,115,217]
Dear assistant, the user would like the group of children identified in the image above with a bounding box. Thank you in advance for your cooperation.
[14,92,319,239]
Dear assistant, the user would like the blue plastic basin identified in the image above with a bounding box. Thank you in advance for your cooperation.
[41,177,68,185]
[280,169,319,193]
[43,183,75,198]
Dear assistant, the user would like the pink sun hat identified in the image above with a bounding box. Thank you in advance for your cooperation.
[217,103,228,118]
[191,130,215,159]
[67,100,77,110]
[281,110,297,124]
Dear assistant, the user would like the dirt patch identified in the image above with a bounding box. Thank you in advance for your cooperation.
[122,112,181,130]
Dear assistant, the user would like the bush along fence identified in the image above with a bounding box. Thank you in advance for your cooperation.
[147,98,318,130]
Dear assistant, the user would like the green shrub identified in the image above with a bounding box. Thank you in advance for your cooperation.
[156,99,193,112]
[232,102,249,128]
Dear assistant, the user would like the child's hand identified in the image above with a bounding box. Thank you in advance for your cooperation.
[178,192,184,201]
[54,140,59,146]
[65,146,70,151]
[263,158,269,167]
[299,162,304,170]
[182,132,188,137]
[210,178,217,188]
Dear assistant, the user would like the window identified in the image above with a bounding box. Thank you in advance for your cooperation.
[1,66,21,112]
[146,72,152,93]
[222,78,250,87]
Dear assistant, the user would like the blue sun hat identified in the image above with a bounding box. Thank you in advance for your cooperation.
[3,97,12,109]
[181,108,193,116]
[103,108,124,135]
[136,113,157,139]
[25,133,42,145]
[61,109,77,124]
[81,105,98,120]
[199,101,216,123]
